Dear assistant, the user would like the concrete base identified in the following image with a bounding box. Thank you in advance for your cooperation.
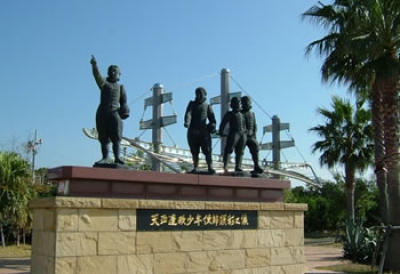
[31,197,307,274]
[29,166,306,274]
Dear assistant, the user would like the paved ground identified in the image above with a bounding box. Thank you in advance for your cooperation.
[304,245,351,273]
[0,258,30,274]
[0,245,351,274]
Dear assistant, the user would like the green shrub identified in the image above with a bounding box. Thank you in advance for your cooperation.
[343,219,378,264]
[285,178,380,234]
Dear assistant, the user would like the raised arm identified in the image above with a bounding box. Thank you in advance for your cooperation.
[90,55,104,90]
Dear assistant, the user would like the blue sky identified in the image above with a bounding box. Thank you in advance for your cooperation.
[1,0,357,183]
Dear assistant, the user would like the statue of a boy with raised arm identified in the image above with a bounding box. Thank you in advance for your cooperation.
[90,55,130,166]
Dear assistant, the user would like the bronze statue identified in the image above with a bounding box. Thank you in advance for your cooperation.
[241,96,263,173]
[90,55,129,165]
[219,97,247,173]
[184,87,216,174]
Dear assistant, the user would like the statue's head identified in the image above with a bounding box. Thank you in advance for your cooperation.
[195,87,207,103]
[241,96,252,111]
[107,65,121,82]
[230,97,241,111]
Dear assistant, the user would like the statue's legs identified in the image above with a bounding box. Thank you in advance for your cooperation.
[205,153,215,174]
[98,141,110,163]
[235,153,243,172]
[203,134,215,174]
[251,152,263,173]
[192,153,199,172]
[96,125,111,163]
[188,130,201,172]
[110,113,125,164]
[96,110,110,163]
[247,138,263,173]
[223,134,236,173]
[234,135,246,172]
[223,152,230,173]
[205,155,213,171]
[112,142,125,164]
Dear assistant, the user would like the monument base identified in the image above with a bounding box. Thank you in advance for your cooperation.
[30,166,307,274]
[31,197,307,274]
[47,166,289,202]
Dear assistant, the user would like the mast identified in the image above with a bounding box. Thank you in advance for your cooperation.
[220,68,230,155]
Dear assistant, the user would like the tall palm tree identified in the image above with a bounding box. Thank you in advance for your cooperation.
[303,0,400,269]
[310,96,373,220]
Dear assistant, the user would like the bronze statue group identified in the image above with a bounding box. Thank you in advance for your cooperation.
[90,56,263,175]
[184,88,263,175]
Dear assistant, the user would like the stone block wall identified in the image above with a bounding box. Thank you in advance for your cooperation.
[31,197,307,274]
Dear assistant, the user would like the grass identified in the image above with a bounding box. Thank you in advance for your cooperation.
[0,244,31,258]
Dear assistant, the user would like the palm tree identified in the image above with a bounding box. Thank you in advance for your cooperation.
[0,151,32,247]
[310,96,373,220]
[303,0,400,269]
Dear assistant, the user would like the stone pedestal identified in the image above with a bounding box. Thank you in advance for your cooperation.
[47,166,289,202]
[30,166,307,274]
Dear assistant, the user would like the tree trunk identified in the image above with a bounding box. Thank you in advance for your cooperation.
[0,226,5,248]
[12,226,20,246]
[380,74,400,271]
[370,81,388,224]
[385,159,400,270]
[344,166,355,221]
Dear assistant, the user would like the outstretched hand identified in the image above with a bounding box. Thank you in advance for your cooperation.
[90,55,97,65]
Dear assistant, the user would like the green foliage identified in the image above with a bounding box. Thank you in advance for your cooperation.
[309,96,374,220]
[310,96,373,172]
[285,178,380,233]
[33,183,57,198]
[286,177,381,265]
[303,0,400,270]
[0,151,33,245]
[354,178,380,227]
[285,182,345,232]
[343,219,379,264]
[0,151,54,246]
